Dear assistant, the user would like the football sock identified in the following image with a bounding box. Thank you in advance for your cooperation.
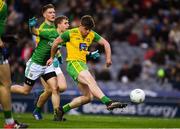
[34,106,41,113]
[63,104,71,113]
[4,111,14,124]
[54,108,60,115]
[4,110,12,118]
[100,96,112,105]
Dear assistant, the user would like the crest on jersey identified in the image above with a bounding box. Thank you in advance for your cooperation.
[79,43,87,51]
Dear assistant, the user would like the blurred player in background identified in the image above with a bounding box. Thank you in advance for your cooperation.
[0,0,28,128]
[47,15,127,119]
[10,4,63,121]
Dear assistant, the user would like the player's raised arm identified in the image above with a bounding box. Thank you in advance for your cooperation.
[29,17,38,36]
[98,37,112,67]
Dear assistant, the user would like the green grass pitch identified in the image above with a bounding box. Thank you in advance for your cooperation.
[1,113,180,128]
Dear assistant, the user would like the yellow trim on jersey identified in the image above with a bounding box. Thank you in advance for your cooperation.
[35,23,44,45]
[35,22,55,45]
[0,1,4,11]
[39,22,45,30]
[35,30,40,45]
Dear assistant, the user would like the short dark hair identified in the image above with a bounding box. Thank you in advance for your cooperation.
[54,15,68,27]
[42,4,55,14]
[80,15,95,29]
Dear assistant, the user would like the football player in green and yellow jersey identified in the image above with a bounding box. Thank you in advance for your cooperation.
[47,15,127,119]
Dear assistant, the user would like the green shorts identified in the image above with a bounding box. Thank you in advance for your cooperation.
[66,61,88,82]
[0,2,7,37]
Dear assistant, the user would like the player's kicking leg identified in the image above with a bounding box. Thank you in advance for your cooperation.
[58,69,127,119]
[62,83,93,113]
[78,70,127,110]
[106,101,127,110]
[61,82,127,118]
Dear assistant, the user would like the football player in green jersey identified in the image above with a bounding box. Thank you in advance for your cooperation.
[0,0,28,128]
[47,15,127,119]
[30,15,69,120]
[10,4,63,121]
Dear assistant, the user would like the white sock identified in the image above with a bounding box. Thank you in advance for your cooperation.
[5,118,14,125]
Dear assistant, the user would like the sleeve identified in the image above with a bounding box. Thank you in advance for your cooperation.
[61,30,70,42]
[93,31,101,42]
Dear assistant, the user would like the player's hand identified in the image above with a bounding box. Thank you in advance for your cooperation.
[106,59,112,67]
[53,58,59,68]
[53,56,63,68]
[89,50,100,59]
[46,57,53,66]
[29,17,37,27]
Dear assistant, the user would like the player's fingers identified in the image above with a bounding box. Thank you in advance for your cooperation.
[48,62,52,66]
[46,60,51,66]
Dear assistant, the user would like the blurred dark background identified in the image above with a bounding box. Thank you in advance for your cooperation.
[3,0,180,94]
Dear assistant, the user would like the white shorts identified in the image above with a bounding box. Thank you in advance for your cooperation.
[54,67,62,75]
[25,59,55,81]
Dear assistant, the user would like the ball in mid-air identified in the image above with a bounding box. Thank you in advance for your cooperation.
[130,89,145,103]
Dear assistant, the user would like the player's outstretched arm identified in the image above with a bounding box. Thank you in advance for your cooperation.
[46,37,64,66]
[97,37,112,67]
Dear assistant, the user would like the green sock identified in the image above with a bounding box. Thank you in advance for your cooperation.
[100,96,112,105]
[4,111,12,118]
[63,104,71,113]
[35,107,41,112]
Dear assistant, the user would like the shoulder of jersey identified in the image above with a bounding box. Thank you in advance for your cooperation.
[70,28,78,33]
[39,22,46,30]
